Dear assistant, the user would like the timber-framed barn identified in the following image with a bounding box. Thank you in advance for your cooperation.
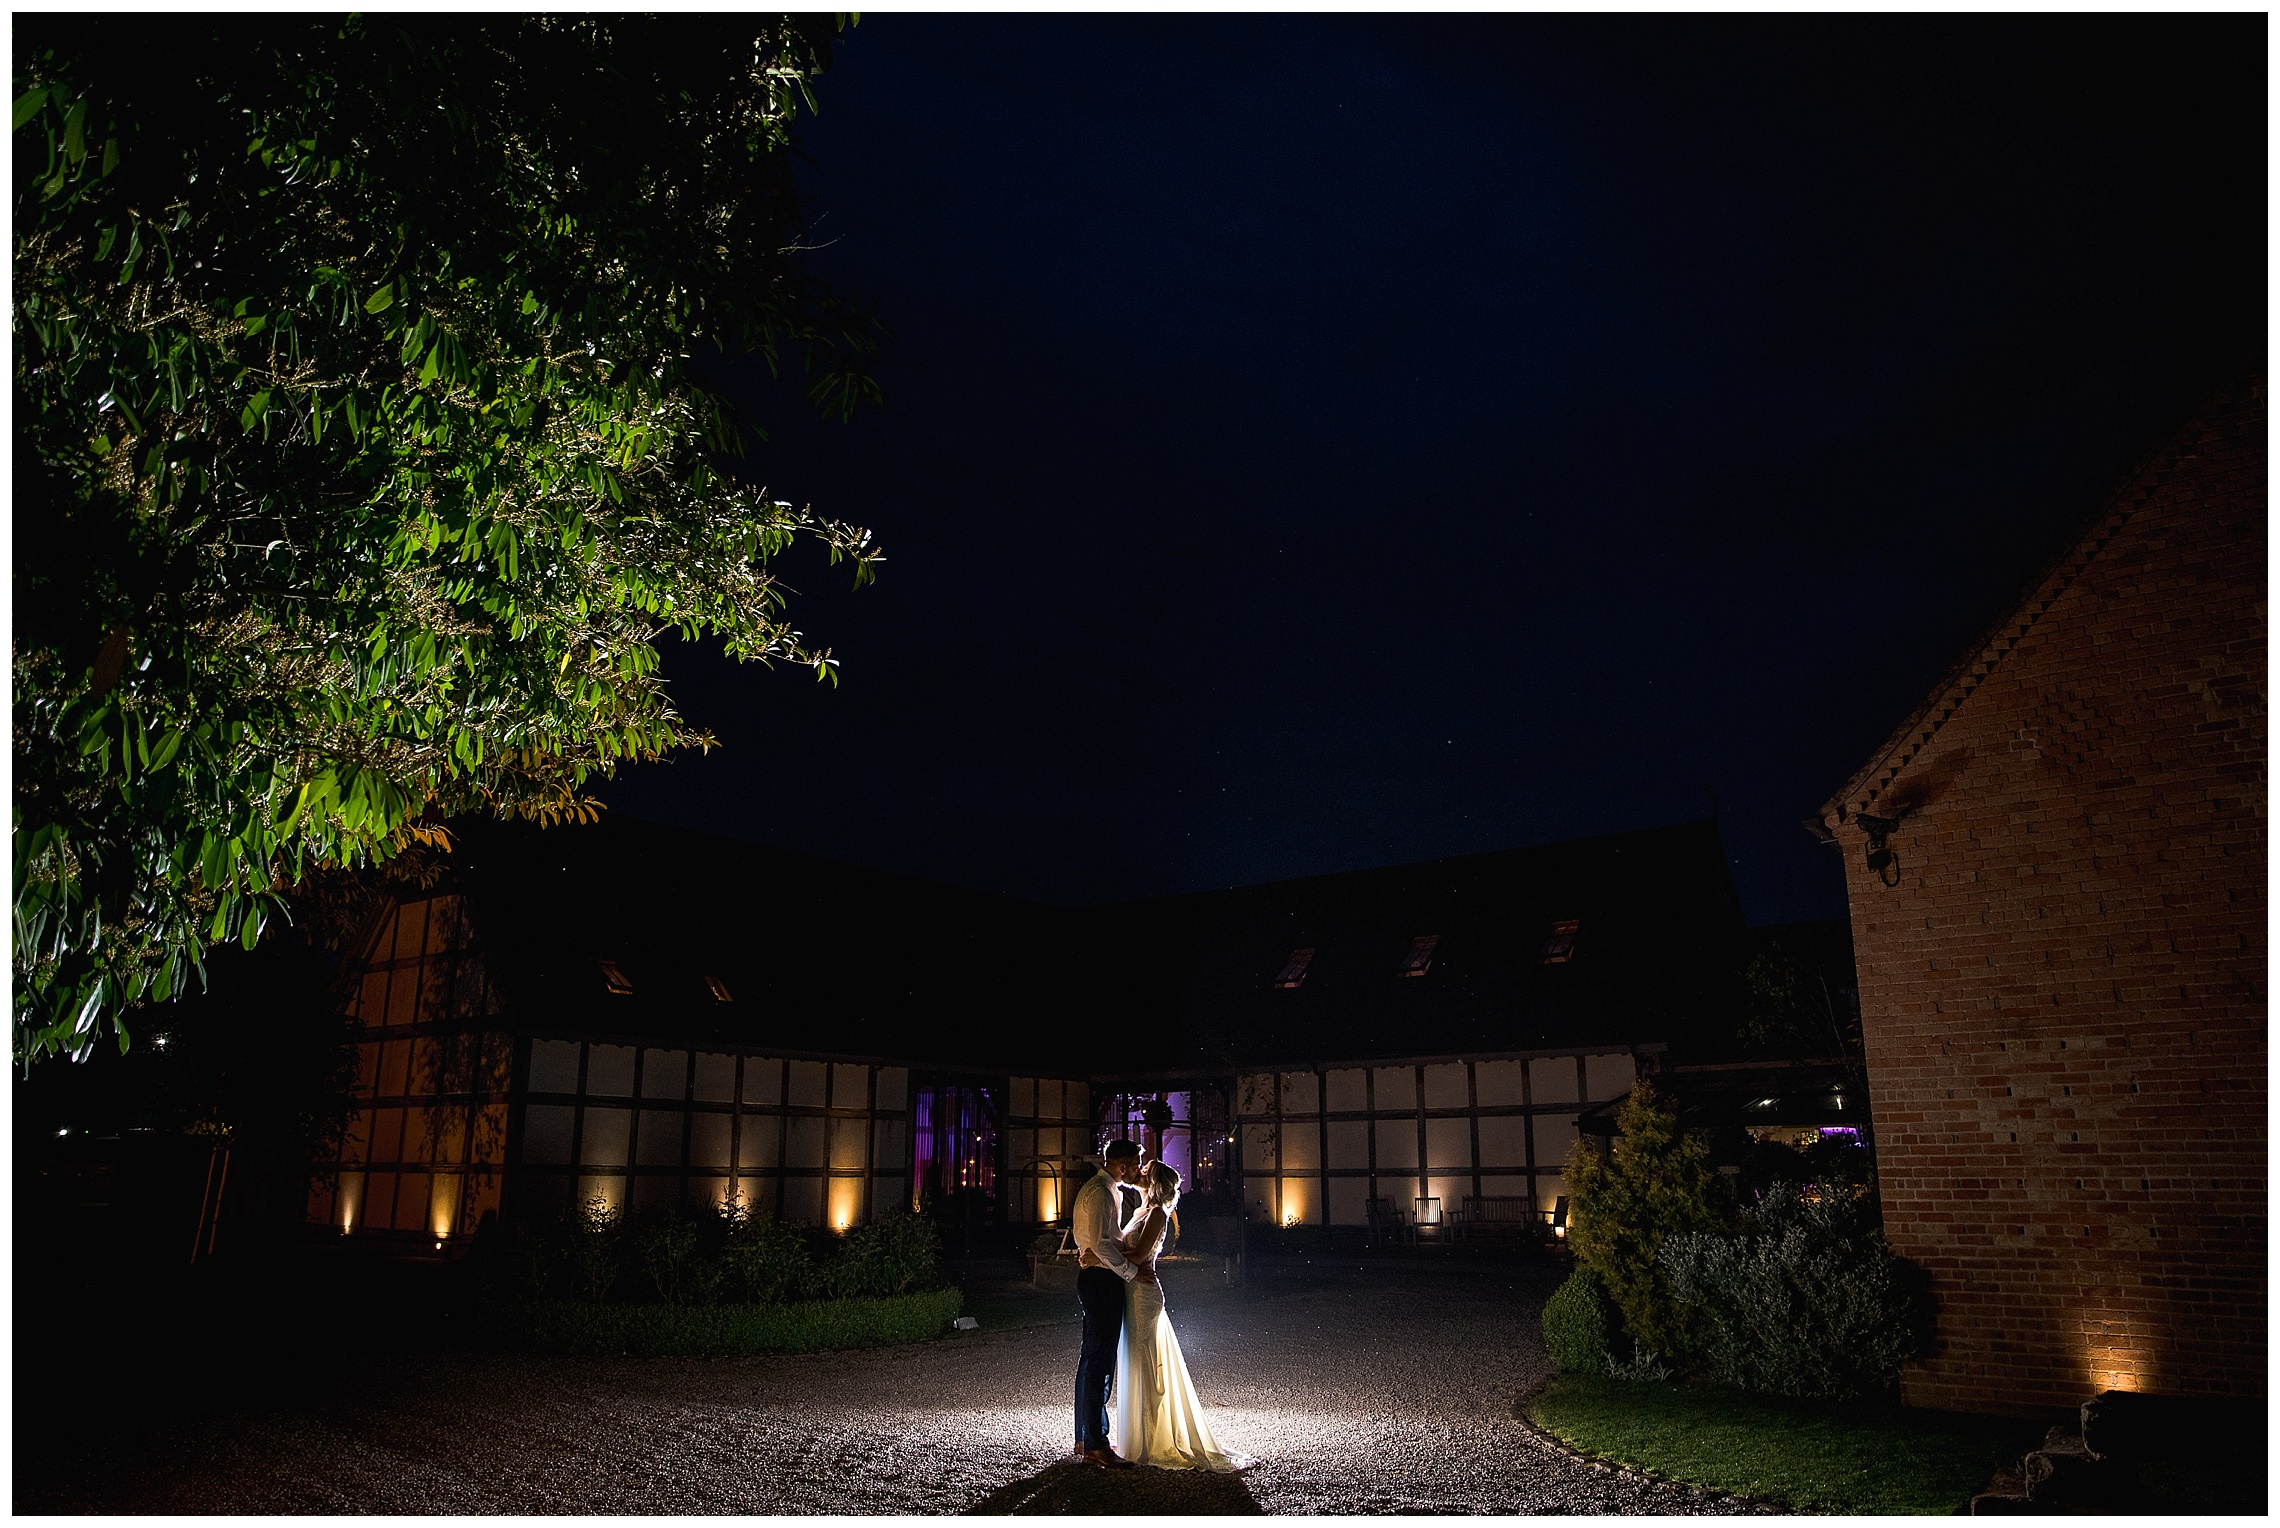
[308,814,1754,1247]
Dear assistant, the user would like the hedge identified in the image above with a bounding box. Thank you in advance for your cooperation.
[496,1287,965,1358]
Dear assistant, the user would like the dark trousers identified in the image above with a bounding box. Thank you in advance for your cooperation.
[1074,1266,1125,1450]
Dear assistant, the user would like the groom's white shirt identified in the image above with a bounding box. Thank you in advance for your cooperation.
[1072,1168,1140,1283]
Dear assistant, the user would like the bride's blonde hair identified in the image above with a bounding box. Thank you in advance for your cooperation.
[1146,1161,1182,1252]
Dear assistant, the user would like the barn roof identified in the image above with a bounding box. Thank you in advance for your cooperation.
[441,814,1749,1076]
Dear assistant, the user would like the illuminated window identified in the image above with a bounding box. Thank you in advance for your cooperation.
[599,960,634,995]
[1272,948,1315,989]
[1542,918,1581,963]
[706,975,733,1002]
[1396,934,1438,978]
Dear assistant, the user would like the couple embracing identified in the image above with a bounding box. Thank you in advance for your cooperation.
[1069,1139,1253,1473]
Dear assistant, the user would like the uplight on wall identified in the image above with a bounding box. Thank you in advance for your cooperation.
[338,1172,365,1235]
[828,1177,862,1233]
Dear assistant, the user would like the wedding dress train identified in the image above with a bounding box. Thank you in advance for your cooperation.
[1108,1217,1254,1472]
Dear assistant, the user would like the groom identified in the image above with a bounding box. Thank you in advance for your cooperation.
[1070,1139,1156,1469]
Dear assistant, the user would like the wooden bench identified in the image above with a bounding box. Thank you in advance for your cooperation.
[1455,1195,1540,1244]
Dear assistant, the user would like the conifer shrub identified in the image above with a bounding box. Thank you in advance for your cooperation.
[1563,1079,1725,1360]
[1661,1180,1924,1401]
[1541,1268,1611,1373]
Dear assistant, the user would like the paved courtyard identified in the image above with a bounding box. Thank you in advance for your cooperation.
[20,1257,1770,1514]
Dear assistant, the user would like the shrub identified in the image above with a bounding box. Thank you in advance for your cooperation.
[717,1209,815,1304]
[1542,1269,1611,1373]
[1661,1181,1923,1401]
[817,1208,941,1299]
[1605,1347,1673,1383]
[562,1195,625,1303]
[1564,1080,1725,1360]
[631,1210,721,1306]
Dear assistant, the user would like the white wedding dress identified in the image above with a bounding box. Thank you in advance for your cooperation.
[1108,1206,1255,1472]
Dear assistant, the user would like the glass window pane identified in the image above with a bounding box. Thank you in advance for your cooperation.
[585,1045,635,1096]
[1324,1069,1368,1113]
[829,1117,868,1172]
[1529,1057,1579,1106]
[1533,1115,1579,1169]
[359,971,388,1026]
[1328,1121,1369,1169]
[1009,1077,1036,1118]
[1373,1067,1417,1111]
[1281,1121,1319,1171]
[787,1061,826,1109]
[787,1116,826,1170]
[739,1114,782,1170]
[1422,1064,1468,1110]
[1425,1117,1471,1170]
[693,1053,736,1103]
[636,1110,685,1166]
[641,1050,689,1100]
[690,1112,732,1170]
[369,1107,406,1164]
[386,965,418,1027]
[377,1040,409,1097]
[1478,1115,1528,1168]
[743,1058,783,1107]
[875,1067,908,1112]
[1584,1053,1636,1102]
[1374,1119,1418,1170]
[522,1104,575,1165]
[527,1040,580,1095]
[830,1063,869,1109]
[581,1107,632,1166]
[780,1175,823,1227]
[1279,1072,1319,1115]
[873,1118,907,1174]
[1474,1059,1525,1107]
[396,900,429,962]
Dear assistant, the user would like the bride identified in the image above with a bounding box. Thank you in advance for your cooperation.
[1108,1161,1255,1472]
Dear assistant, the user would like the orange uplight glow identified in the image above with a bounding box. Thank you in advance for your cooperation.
[827,1177,862,1233]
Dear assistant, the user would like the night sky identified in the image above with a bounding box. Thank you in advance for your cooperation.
[599,15,2264,925]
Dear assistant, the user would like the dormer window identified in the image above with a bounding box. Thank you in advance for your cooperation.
[1396,934,1438,978]
[1542,919,1581,964]
[599,959,634,995]
[706,975,733,1002]
[1272,948,1315,989]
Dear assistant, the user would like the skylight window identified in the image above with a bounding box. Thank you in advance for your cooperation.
[1542,919,1581,964]
[1273,948,1316,989]
[1396,934,1438,978]
[599,959,634,995]
[706,975,733,1002]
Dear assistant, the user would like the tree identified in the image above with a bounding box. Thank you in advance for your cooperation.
[13,16,885,1063]
[1562,1079,1725,1360]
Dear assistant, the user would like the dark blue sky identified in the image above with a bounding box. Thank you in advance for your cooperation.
[602,15,2263,924]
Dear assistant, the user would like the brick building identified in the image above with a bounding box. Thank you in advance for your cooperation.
[1809,380,2266,1414]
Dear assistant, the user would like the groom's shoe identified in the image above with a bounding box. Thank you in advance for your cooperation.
[1084,1448,1136,1471]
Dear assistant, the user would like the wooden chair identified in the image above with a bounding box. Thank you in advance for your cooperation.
[1366,1197,1414,1246]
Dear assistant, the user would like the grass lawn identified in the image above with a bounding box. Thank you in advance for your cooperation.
[1525,1373,2046,1515]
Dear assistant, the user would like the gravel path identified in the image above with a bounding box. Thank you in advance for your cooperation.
[19,1259,1773,1514]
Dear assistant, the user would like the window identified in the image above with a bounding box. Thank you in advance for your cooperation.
[706,975,733,1002]
[1272,948,1315,989]
[1542,918,1581,964]
[599,959,634,995]
[1396,934,1438,978]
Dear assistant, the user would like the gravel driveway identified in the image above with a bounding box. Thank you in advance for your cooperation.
[19,1257,1770,1514]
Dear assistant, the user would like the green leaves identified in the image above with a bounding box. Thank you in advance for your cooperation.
[12,15,885,1063]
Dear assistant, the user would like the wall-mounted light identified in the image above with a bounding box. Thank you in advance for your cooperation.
[1856,812,1906,887]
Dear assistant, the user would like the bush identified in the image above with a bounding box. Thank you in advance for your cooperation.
[1542,1269,1612,1373]
[631,1210,721,1305]
[817,1208,941,1299]
[717,1208,815,1304]
[498,1288,966,1358]
[562,1195,625,1303]
[1564,1080,1725,1360]
[1661,1181,1923,1401]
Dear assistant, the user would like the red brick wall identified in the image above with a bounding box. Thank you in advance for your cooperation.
[1825,383,2266,1415]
